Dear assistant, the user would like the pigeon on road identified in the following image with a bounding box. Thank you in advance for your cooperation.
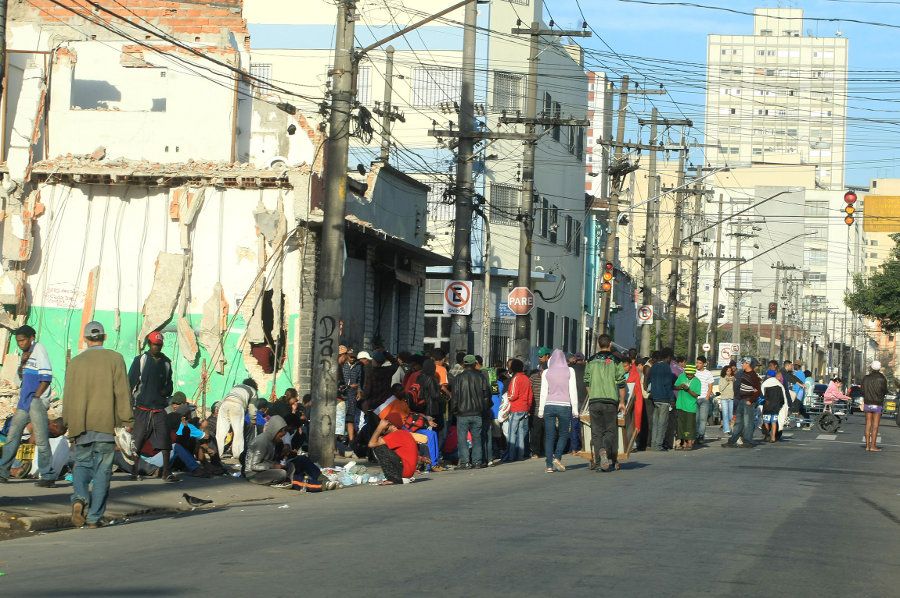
[183,493,213,508]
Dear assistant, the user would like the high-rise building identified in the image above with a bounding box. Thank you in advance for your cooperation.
[705,8,848,189]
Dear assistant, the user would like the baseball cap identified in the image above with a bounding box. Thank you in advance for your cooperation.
[741,356,753,365]
[684,364,697,375]
[463,354,477,365]
[147,331,164,345]
[84,320,105,339]
[357,351,372,360]
[574,352,585,361]
[373,350,386,363]
[384,412,404,429]
[871,360,882,371]
[537,346,552,358]
[170,392,187,405]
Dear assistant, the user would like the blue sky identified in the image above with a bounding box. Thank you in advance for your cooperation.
[546,0,900,186]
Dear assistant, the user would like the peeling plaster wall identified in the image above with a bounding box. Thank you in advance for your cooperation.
[20,181,304,404]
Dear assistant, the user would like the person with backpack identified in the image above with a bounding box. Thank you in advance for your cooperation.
[128,331,176,482]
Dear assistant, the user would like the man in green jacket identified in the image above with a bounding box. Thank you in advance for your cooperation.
[62,321,133,528]
[584,334,627,472]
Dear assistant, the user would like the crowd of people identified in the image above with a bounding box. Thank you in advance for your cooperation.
[0,320,892,530]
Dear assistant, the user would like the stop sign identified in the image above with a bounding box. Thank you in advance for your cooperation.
[507,287,535,315]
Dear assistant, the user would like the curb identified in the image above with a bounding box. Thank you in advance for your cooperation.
[2,506,184,532]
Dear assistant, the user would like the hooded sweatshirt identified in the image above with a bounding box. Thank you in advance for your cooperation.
[538,349,579,417]
[245,415,287,476]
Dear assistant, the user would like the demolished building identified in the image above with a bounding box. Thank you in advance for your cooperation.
[0,1,445,408]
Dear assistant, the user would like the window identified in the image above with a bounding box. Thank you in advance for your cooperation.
[547,311,556,347]
[804,248,827,267]
[576,126,584,160]
[543,92,552,132]
[489,183,520,225]
[565,215,574,250]
[540,198,549,238]
[552,101,561,141]
[533,194,542,236]
[507,0,529,4]
[250,63,272,93]
[549,206,559,244]
[426,180,453,221]
[536,308,546,347]
[574,221,582,257]
[871,240,879,246]
[567,126,576,154]
[563,316,570,352]
[806,202,828,217]
[493,71,523,111]
[807,272,827,284]
[411,66,461,107]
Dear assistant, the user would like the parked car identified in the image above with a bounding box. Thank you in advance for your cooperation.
[882,394,897,423]
[848,384,864,413]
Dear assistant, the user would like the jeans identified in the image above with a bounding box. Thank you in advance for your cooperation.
[588,401,619,463]
[505,412,529,462]
[543,405,572,468]
[696,398,711,438]
[373,444,403,483]
[421,428,440,469]
[568,417,581,453]
[71,441,115,525]
[650,401,672,450]
[171,443,200,472]
[529,413,544,458]
[728,400,756,445]
[456,415,483,466]
[0,402,55,480]
[481,414,493,464]
[720,399,734,434]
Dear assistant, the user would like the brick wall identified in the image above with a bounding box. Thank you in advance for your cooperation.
[296,228,319,394]
[19,0,248,45]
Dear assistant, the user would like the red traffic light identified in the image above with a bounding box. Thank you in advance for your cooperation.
[843,190,857,204]
[602,262,614,282]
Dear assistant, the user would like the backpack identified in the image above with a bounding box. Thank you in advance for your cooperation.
[131,353,172,400]
[485,367,499,396]
[403,370,424,411]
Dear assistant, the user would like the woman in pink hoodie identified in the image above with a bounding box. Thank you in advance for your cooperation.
[823,377,851,412]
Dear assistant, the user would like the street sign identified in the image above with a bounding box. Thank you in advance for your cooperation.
[717,342,734,367]
[731,344,740,355]
[507,287,535,315]
[702,343,711,353]
[442,280,472,315]
[637,304,654,325]
[498,302,516,319]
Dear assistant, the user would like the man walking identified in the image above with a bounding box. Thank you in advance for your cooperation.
[584,335,627,471]
[62,322,133,528]
[450,355,490,469]
[646,348,677,451]
[723,358,761,449]
[0,325,56,486]
[694,356,715,444]
[128,331,176,482]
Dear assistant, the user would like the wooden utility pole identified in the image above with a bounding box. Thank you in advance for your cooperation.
[449,1,478,358]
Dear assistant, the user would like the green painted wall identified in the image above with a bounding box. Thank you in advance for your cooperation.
[16,306,300,408]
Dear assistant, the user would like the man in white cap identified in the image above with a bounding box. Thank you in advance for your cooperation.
[62,321,133,528]
[862,361,888,452]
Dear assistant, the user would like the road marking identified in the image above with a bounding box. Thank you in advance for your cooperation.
[816,434,837,441]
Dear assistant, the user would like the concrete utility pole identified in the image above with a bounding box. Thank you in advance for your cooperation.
[685,182,704,361]
[309,0,357,466]
[772,263,798,362]
[377,46,397,164]
[508,23,591,361]
[0,0,6,103]
[665,145,687,348]
[449,1,478,358]
[772,261,781,360]
[709,191,725,358]
[639,108,660,357]
[731,228,743,350]
[480,205,492,362]
[756,303,762,356]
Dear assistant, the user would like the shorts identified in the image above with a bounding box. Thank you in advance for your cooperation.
[762,413,779,424]
[132,409,172,451]
[863,404,884,414]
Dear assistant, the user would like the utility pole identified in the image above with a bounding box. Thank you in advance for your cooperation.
[756,303,762,356]
[731,229,743,350]
[309,0,357,466]
[0,0,6,104]
[685,182,704,361]
[709,191,725,358]
[665,144,687,348]
[772,261,781,360]
[508,22,591,360]
[449,1,478,358]
[375,46,403,164]
[480,206,492,362]
[639,108,660,357]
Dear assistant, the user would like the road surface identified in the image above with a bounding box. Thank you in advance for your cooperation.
[3,414,899,597]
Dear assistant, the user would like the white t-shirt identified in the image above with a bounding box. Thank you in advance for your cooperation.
[696,369,715,400]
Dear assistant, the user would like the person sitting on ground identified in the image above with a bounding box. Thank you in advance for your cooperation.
[269,388,298,419]
[244,415,338,490]
[760,369,787,443]
[368,412,421,485]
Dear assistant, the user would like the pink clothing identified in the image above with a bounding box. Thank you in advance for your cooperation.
[823,381,850,404]
[544,349,572,406]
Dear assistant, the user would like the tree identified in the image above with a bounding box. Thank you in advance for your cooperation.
[845,233,900,333]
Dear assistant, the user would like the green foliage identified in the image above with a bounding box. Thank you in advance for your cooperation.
[845,233,900,333]
[648,315,758,360]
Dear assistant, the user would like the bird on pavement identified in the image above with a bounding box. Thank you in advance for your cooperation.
[183,493,213,508]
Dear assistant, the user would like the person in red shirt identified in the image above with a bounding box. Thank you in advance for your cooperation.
[368,412,419,484]
[503,359,533,462]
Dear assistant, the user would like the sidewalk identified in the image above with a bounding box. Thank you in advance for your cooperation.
[0,454,374,536]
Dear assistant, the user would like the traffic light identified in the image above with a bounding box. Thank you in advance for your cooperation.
[768,302,777,320]
[601,262,614,293]
[717,304,726,319]
[843,190,857,226]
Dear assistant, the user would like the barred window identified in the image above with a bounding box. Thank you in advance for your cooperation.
[249,63,272,95]
[356,66,371,106]
[493,71,523,111]
[489,183,520,226]
[411,66,461,107]
[426,180,454,221]
[552,101,561,141]
[507,0,529,4]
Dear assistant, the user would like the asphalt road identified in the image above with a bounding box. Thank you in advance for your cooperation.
[3,414,900,597]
